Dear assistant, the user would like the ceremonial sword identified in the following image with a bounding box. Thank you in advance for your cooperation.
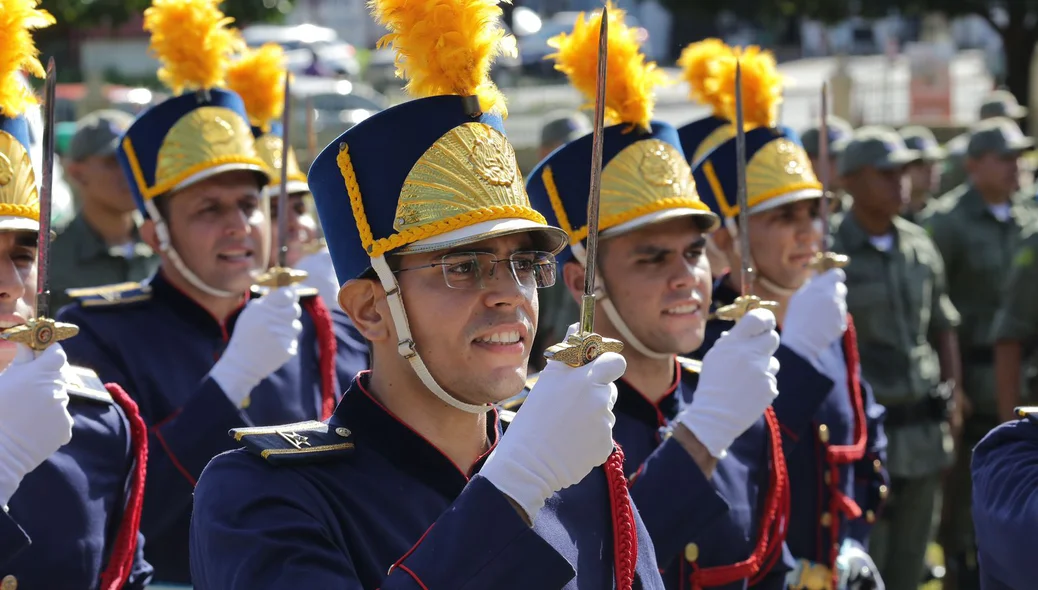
[713,60,778,322]
[256,71,308,288]
[544,5,623,368]
[2,59,80,351]
[810,81,849,272]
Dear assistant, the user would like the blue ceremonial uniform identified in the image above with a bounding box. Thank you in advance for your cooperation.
[609,359,794,590]
[56,275,368,583]
[701,278,889,587]
[971,408,1038,590]
[0,366,151,590]
[190,372,664,589]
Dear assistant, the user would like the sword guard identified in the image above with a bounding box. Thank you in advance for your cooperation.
[255,266,309,288]
[1,317,79,351]
[809,251,850,272]
[710,295,779,322]
[544,332,624,368]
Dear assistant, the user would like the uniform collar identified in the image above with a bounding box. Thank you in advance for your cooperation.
[331,372,501,499]
[147,270,250,339]
[614,358,683,429]
[836,210,908,252]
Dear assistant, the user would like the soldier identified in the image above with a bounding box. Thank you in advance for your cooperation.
[802,115,855,206]
[992,227,1038,421]
[921,117,1034,590]
[526,16,788,589]
[51,109,158,311]
[0,2,151,587]
[55,0,368,583]
[937,89,1028,198]
[832,127,962,590]
[685,55,887,589]
[898,125,945,224]
[970,408,1038,590]
[190,1,665,588]
[226,42,340,312]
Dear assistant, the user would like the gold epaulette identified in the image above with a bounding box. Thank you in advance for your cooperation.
[66,282,152,307]
[249,285,320,299]
[63,365,113,404]
[230,421,355,466]
[677,356,702,374]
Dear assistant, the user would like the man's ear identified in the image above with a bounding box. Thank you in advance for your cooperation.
[339,279,393,343]
[710,225,732,252]
[140,219,160,251]
[63,159,86,190]
[561,260,586,305]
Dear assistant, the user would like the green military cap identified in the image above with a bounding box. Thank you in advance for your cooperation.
[838,126,921,176]
[539,110,592,150]
[67,109,136,161]
[800,115,854,158]
[899,125,946,161]
[979,89,1028,120]
[966,117,1034,158]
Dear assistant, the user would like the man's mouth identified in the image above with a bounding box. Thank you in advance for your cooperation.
[474,330,522,345]
[663,302,701,316]
[217,249,254,263]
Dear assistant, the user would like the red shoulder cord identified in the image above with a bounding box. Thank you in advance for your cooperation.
[820,314,869,588]
[605,444,638,590]
[302,296,339,420]
[690,407,790,589]
[99,383,148,590]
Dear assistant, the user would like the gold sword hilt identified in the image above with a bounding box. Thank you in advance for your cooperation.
[808,251,850,272]
[1,317,79,352]
[709,295,779,322]
[543,293,623,367]
[255,266,309,288]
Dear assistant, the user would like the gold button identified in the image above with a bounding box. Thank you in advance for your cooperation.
[685,542,699,563]
[820,512,832,527]
[817,424,830,443]
[240,396,251,409]
[823,471,831,485]
[335,427,351,438]
[866,510,876,524]
[878,484,889,500]
[872,459,882,473]
[2,575,17,590]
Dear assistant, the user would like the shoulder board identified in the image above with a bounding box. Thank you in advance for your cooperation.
[230,420,354,466]
[250,285,320,299]
[677,356,702,374]
[62,365,113,404]
[1015,406,1038,426]
[66,282,151,308]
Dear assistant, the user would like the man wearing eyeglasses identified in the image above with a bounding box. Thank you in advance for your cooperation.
[188,1,666,588]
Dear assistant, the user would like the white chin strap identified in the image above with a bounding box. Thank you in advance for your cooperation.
[724,218,797,298]
[571,244,671,361]
[144,200,237,298]
[370,255,492,414]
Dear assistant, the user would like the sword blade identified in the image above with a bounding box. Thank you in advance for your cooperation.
[734,60,752,297]
[36,58,56,319]
[277,71,292,269]
[817,82,831,251]
[579,5,609,335]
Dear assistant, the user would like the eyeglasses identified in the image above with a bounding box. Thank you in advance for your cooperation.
[394,251,557,290]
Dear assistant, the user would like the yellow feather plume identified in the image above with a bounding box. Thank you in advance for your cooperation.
[676,38,730,115]
[369,0,514,116]
[226,43,288,131]
[548,2,667,131]
[0,0,54,118]
[709,45,784,128]
[143,0,242,94]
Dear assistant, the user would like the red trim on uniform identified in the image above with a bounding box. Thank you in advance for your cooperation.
[152,427,197,486]
[605,444,637,590]
[816,314,870,586]
[301,296,339,420]
[100,383,148,590]
[394,564,431,590]
[780,423,799,442]
[689,408,789,588]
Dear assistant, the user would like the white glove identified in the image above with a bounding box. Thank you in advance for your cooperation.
[295,247,341,313]
[0,344,74,507]
[480,352,626,522]
[678,308,780,458]
[837,539,885,590]
[210,286,303,407]
[783,268,847,369]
